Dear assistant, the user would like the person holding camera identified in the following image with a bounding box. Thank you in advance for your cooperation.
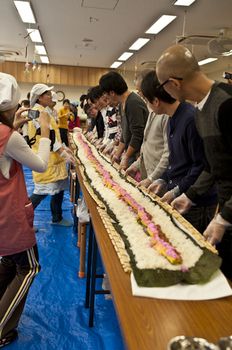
[0,73,51,347]
[28,84,75,228]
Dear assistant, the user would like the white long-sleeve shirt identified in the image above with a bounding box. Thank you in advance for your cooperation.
[0,128,51,179]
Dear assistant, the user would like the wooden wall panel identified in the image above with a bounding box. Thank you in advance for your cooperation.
[75,67,89,86]
[30,65,47,84]
[60,66,69,85]
[88,68,98,87]
[48,65,61,84]
[0,61,18,77]
[67,66,75,85]
[0,61,113,86]
[17,62,33,83]
[88,67,110,87]
[97,68,110,84]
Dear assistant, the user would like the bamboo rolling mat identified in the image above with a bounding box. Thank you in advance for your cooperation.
[70,133,218,263]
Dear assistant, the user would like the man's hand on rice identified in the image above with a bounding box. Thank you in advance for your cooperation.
[125,165,138,179]
[147,181,163,194]
[160,191,175,204]
[204,214,232,245]
[60,149,75,165]
[119,155,129,171]
[103,143,114,156]
[93,138,101,146]
[203,220,226,245]
[61,143,73,156]
[99,143,106,152]
[96,142,103,150]
[137,178,152,188]
[171,193,193,214]
[111,148,120,164]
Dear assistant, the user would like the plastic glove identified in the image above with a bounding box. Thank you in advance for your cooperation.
[171,193,194,214]
[103,143,114,155]
[119,155,130,171]
[160,191,175,204]
[96,142,104,151]
[203,219,226,246]
[60,149,75,164]
[93,138,101,146]
[137,178,152,188]
[111,154,121,165]
[99,143,107,152]
[125,165,138,179]
[61,143,73,155]
[110,147,118,162]
[147,181,163,194]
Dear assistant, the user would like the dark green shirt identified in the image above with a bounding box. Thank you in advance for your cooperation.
[120,92,148,152]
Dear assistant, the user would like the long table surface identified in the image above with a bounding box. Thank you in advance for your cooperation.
[71,148,232,350]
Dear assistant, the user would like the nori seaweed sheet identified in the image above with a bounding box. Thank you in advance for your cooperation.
[75,141,222,287]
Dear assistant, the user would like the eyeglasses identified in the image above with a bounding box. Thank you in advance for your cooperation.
[156,77,183,90]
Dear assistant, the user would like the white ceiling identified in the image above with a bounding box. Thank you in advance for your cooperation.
[1,0,232,77]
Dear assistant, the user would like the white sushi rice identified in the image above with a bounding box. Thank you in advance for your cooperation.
[73,133,203,271]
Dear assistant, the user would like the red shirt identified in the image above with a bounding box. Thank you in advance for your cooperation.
[0,125,36,255]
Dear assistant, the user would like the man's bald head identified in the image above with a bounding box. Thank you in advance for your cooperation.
[156,45,201,82]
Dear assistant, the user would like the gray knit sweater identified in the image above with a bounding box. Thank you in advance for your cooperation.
[186,81,232,223]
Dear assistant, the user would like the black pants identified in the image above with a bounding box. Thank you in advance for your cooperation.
[183,204,217,234]
[183,204,232,280]
[217,228,232,280]
[0,244,41,339]
[59,128,68,146]
[30,191,64,223]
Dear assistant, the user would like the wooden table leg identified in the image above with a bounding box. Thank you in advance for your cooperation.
[78,220,89,277]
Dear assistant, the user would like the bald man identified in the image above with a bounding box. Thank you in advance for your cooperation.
[156,45,232,279]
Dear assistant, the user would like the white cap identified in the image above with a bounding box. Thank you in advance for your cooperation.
[30,83,54,107]
[0,73,21,112]
[51,91,58,102]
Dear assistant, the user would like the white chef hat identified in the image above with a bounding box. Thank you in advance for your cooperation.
[51,91,58,102]
[30,83,54,107]
[0,72,21,112]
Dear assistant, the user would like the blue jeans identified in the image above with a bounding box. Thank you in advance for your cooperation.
[30,191,64,223]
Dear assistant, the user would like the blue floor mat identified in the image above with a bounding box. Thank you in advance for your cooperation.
[8,167,125,350]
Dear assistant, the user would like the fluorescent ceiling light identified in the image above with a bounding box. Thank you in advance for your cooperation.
[129,38,150,51]
[198,58,218,66]
[35,45,47,55]
[27,29,42,42]
[110,62,122,68]
[174,0,196,6]
[40,56,49,63]
[222,50,232,57]
[14,1,36,23]
[118,52,133,61]
[146,15,177,34]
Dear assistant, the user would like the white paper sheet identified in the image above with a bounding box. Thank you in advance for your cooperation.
[131,269,232,300]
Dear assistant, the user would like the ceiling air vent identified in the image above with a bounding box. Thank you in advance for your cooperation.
[0,47,23,61]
